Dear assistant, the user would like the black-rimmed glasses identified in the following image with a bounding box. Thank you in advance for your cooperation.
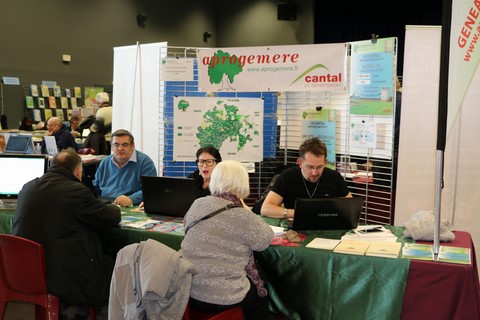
[197,159,216,167]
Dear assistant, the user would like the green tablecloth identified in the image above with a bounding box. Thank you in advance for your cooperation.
[257,225,410,320]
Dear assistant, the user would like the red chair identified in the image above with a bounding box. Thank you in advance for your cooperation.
[0,234,96,320]
[182,302,244,320]
[77,147,96,155]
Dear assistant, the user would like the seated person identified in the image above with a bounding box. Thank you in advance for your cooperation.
[181,160,274,319]
[18,116,44,131]
[12,149,121,318]
[260,137,352,219]
[18,116,34,131]
[68,115,82,138]
[188,145,222,198]
[83,92,112,155]
[93,129,157,207]
[40,116,78,154]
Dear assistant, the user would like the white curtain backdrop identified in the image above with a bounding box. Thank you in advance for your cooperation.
[112,42,168,173]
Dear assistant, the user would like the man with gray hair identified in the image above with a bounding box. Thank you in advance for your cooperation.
[83,92,112,154]
[41,116,78,154]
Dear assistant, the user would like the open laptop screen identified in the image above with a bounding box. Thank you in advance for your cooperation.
[292,197,364,231]
[141,176,196,217]
[4,135,32,154]
[0,154,49,199]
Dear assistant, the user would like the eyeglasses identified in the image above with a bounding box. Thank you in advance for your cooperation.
[303,165,324,171]
[197,159,216,167]
[302,160,324,171]
[112,143,131,149]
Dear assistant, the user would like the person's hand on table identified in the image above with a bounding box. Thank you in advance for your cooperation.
[114,195,133,207]
[139,202,144,208]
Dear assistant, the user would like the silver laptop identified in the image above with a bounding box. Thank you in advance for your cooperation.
[292,197,364,231]
[3,135,32,154]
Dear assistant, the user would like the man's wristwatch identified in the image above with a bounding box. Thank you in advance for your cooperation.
[283,208,288,219]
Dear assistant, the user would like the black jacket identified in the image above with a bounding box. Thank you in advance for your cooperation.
[12,166,121,306]
[40,124,78,154]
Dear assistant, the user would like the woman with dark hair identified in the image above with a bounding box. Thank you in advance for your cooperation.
[188,145,222,198]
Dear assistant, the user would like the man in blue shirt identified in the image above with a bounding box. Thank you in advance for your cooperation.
[93,129,157,207]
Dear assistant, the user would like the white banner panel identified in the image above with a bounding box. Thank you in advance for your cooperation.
[197,43,347,92]
[112,41,168,172]
[448,0,480,137]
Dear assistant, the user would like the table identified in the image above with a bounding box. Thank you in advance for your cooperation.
[1,208,479,320]
[401,232,480,320]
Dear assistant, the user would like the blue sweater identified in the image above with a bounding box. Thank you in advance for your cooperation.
[93,150,157,205]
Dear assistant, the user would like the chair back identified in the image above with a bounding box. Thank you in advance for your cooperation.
[0,234,96,320]
[182,303,244,320]
[0,234,48,298]
[77,147,96,155]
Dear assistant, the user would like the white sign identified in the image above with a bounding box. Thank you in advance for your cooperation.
[350,122,377,149]
[44,136,58,156]
[197,43,346,92]
[161,58,194,81]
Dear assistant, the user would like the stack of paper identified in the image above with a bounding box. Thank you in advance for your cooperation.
[365,241,402,259]
[306,237,341,250]
[333,240,371,255]
[342,225,398,242]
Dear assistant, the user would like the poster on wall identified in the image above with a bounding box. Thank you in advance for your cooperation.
[173,96,263,162]
[300,109,336,167]
[197,43,346,92]
[84,87,104,108]
[161,58,194,81]
[349,37,396,115]
[350,121,377,149]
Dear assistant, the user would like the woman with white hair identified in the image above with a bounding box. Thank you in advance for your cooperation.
[181,160,274,319]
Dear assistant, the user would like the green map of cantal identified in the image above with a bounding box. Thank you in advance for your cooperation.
[197,103,257,151]
[173,96,263,162]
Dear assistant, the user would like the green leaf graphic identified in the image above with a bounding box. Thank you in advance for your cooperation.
[290,64,329,85]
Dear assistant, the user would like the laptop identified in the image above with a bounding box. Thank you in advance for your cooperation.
[141,176,196,217]
[292,197,364,231]
[0,154,49,209]
[4,135,32,154]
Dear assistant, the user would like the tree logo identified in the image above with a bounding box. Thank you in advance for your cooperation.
[177,99,190,112]
[207,50,243,91]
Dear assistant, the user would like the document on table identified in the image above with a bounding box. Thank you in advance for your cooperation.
[333,240,371,255]
[402,243,471,264]
[365,241,402,259]
[120,216,159,229]
[402,243,433,261]
[306,237,341,250]
[438,246,471,265]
